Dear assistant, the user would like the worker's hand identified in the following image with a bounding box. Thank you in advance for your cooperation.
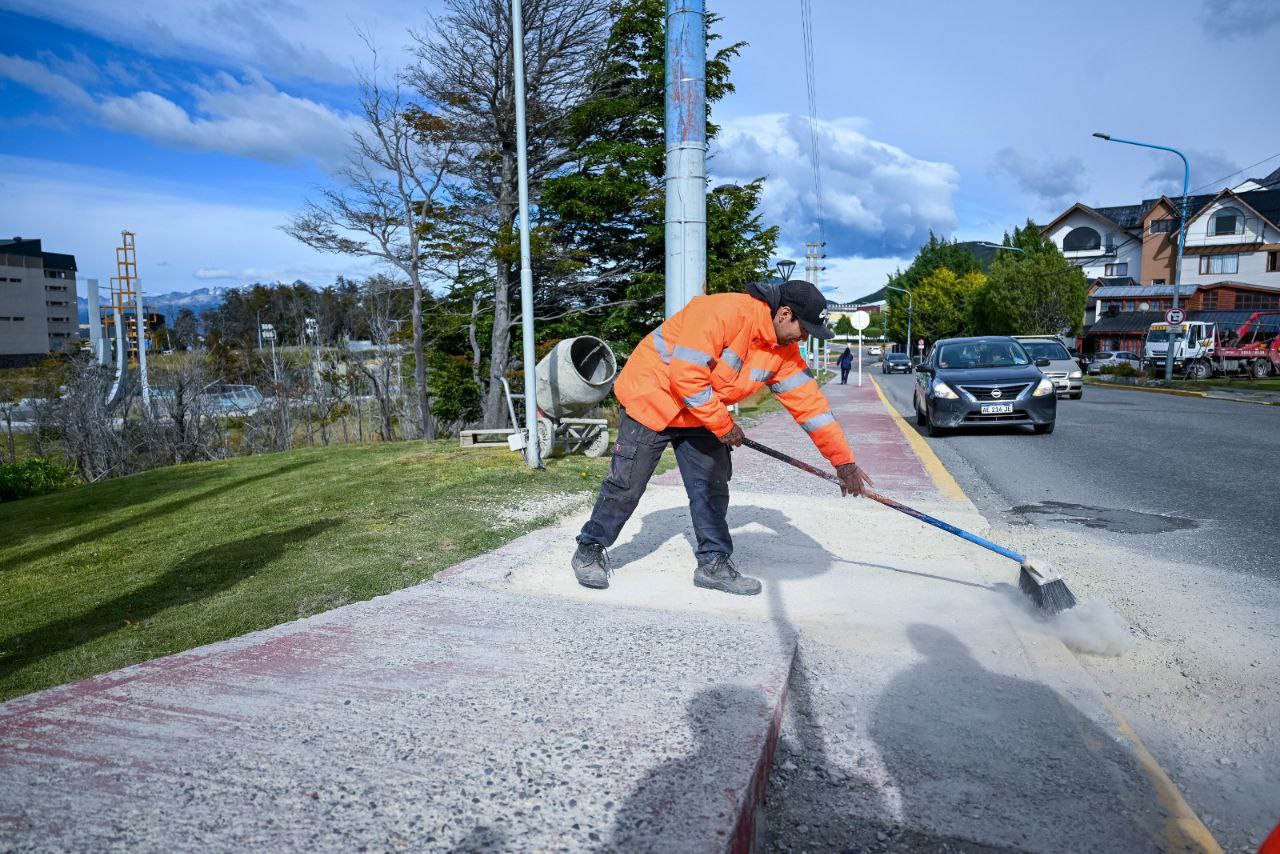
[835,462,873,497]
[718,422,745,448]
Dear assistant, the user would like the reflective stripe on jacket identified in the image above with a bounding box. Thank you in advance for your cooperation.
[612,292,855,467]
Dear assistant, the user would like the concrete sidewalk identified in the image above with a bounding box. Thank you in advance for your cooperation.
[0,377,1219,852]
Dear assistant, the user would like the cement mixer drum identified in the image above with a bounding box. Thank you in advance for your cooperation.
[535,336,618,420]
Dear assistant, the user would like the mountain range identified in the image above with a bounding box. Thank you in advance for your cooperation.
[76,287,230,323]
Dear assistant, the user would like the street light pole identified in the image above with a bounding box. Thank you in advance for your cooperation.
[885,284,913,361]
[1093,132,1189,381]
[511,0,541,469]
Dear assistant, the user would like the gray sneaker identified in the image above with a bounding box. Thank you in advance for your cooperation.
[571,541,610,589]
[694,554,762,596]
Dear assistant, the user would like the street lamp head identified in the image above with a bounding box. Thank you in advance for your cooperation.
[1092,132,1112,140]
[776,259,797,281]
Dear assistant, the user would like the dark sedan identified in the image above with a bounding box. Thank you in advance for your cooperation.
[912,336,1057,436]
[881,352,913,373]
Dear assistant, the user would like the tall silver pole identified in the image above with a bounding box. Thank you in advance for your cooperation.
[664,0,706,318]
[134,278,151,412]
[86,278,106,365]
[511,0,541,468]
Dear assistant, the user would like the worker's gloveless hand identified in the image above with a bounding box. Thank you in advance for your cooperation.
[718,423,745,448]
[835,463,873,497]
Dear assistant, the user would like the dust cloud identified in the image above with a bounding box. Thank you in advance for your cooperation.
[1048,601,1134,657]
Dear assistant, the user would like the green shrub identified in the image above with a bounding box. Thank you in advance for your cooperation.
[1100,363,1137,378]
[0,457,76,502]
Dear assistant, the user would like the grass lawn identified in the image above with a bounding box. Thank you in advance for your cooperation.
[0,441,616,701]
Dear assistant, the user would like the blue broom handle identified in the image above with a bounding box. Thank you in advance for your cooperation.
[740,437,1027,565]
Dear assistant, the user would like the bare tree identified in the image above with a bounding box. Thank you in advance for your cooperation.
[285,53,454,441]
[51,358,131,482]
[405,0,607,426]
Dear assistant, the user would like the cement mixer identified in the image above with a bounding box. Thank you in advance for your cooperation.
[501,336,618,459]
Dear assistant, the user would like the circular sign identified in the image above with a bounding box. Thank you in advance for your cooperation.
[1166,307,1186,325]
[851,310,871,331]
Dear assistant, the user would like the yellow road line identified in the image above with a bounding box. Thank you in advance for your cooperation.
[867,374,967,503]
[1105,703,1224,853]
[866,378,1219,851]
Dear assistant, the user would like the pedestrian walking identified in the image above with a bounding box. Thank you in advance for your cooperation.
[837,346,854,384]
[571,279,874,596]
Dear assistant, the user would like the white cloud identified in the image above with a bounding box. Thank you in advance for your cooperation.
[1,0,420,84]
[710,113,958,258]
[992,147,1088,206]
[0,56,360,168]
[0,155,377,292]
[1200,0,1280,39]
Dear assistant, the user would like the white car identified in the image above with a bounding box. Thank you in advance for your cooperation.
[867,346,883,356]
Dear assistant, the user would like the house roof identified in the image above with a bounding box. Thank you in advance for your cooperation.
[1039,203,1140,235]
[1087,308,1280,336]
[1085,311,1166,335]
[1093,285,1182,298]
[1184,188,1280,232]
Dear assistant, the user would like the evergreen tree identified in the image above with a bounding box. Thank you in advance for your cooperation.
[540,0,777,349]
[884,233,982,345]
[971,221,1087,336]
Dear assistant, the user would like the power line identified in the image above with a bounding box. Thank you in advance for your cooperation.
[799,0,825,244]
[1188,150,1280,195]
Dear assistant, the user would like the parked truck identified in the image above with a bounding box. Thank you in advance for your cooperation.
[1143,311,1280,379]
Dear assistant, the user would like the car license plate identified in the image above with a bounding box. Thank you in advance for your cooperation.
[981,403,1013,414]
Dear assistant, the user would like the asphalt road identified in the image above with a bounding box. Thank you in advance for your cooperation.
[873,369,1280,579]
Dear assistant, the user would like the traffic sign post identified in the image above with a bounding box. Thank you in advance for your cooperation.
[851,310,871,387]
[1166,307,1186,325]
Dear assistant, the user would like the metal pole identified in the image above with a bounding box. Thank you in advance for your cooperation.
[86,278,105,365]
[857,329,862,386]
[1092,133,1189,380]
[664,0,706,318]
[134,278,150,413]
[511,0,541,468]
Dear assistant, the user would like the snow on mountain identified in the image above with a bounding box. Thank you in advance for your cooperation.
[76,287,231,323]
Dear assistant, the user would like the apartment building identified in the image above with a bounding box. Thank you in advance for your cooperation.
[0,237,79,365]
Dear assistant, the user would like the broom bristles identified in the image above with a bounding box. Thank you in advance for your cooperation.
[1018,566,1077,615]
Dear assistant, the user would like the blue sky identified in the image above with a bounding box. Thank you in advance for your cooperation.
[2,0,1277,302]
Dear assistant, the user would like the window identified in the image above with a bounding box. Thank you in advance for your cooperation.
[1,276,21,283]
[1151,278,1166,285]
[1122,300,1134,311]
[1201,291,1218,309]
[0,316,25,322]
[1063,226,1101,252]
[49,315,70,323]
[1236,292,1280,310]
[1150,218,1177,233]
[43,269,68,279]
[1269,251,1279,273]
[1105,263,1128,276]
[46,300,69,307]
[1199,254,1240,275]
[45,283,67,291]
[1211,207,1243,236]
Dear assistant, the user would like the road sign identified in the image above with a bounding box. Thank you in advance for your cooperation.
[917,338,925,351]
[851,310,871,331]
[1166,307,1186,325]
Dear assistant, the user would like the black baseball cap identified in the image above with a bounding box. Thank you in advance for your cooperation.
[780,279,834,340]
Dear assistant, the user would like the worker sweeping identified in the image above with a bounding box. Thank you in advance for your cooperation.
[571,279,873,595]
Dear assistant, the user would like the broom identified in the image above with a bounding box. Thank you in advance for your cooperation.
[741,437,1077,615]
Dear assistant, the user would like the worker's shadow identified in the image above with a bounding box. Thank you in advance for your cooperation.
[866,624,1165,849]
[609,684,771,850]
[608,504,842,777]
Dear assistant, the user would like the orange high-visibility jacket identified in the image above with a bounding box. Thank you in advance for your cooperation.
[613,292,855,467]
